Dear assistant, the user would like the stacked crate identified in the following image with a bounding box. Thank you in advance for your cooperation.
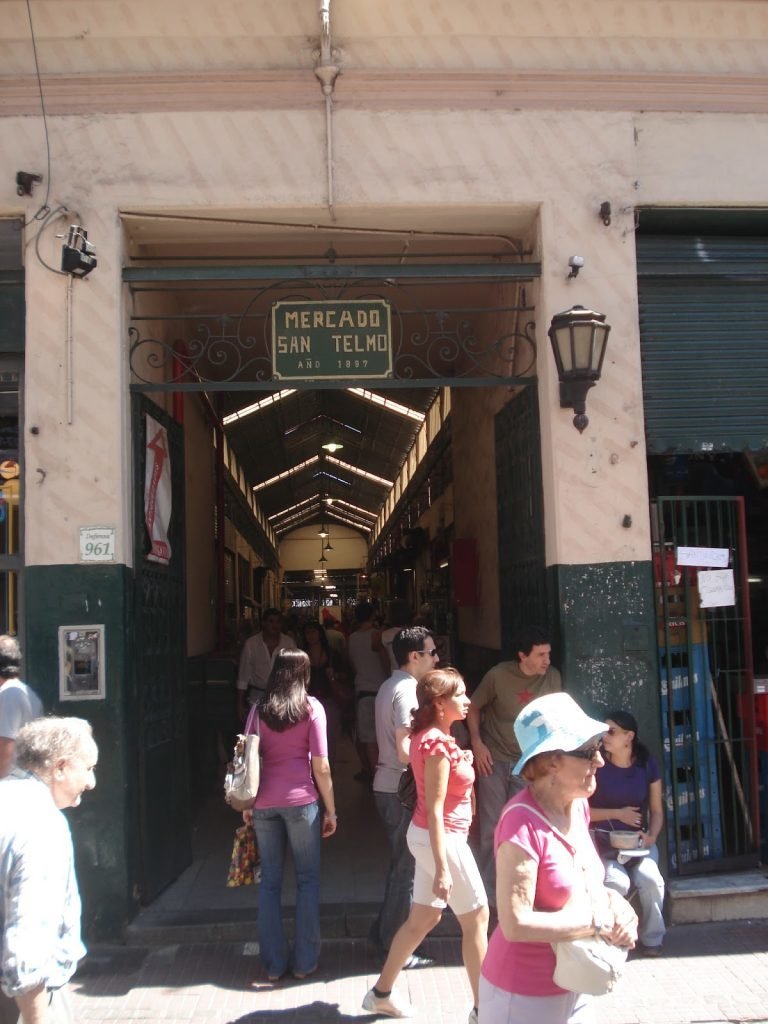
[658,581,724,869]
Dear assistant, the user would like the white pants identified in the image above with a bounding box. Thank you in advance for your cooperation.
[602,845,666,948]
[479,976,594,1024]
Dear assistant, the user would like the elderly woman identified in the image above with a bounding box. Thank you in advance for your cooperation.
[363,667,488,1022]
[479,693,637,1024]
[589,710,666,957]
[243,649,337,982]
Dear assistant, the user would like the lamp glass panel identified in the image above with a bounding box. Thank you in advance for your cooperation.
[556,326,573,371]
[593,324,610,370]
[572,323,596,370]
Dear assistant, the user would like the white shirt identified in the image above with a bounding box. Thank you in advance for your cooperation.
[236,633,297,698]
[0,679,44,741]
[373,670,418,794]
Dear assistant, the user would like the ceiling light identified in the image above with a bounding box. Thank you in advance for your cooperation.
[318,523,329,538]
[322,440,344,453]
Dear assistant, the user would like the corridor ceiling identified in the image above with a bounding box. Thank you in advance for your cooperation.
[125,212,539,555]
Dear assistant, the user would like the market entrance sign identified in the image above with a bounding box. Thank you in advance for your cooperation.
[272,300,393,381]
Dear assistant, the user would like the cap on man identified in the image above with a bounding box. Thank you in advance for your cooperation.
[0,635,44,778]
[0,716,98,1024]
[466,626,562,901]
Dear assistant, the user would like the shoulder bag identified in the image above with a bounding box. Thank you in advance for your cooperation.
[397,764,416,811]
[224,704,261,811]
[497,802,628,997]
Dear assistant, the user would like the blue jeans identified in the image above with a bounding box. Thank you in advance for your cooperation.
[371,790,414,951]
[603,845,666,948]
[251,801,322,977]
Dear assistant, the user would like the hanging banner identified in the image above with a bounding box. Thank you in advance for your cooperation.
[144,414,172,565]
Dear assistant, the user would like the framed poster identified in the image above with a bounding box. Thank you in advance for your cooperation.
[59,625,105,701]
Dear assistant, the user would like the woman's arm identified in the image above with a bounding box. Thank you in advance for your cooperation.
[496,841,602,944]
[311,755,337,838]
[424,753,451,901]
[589,805,642,827]
[640,778,664,847]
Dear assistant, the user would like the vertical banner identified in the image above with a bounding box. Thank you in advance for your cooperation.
[144,414,172,565]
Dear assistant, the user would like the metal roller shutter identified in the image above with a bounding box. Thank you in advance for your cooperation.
[637,235,768,454]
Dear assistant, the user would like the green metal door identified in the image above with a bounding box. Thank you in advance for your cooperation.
[495,386,547,656]
[133,394,191,901]
[654,496,759,873]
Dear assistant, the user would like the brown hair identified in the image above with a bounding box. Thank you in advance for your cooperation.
[521,750,557,782]
[259,649,311,732]
[411,666,464,732]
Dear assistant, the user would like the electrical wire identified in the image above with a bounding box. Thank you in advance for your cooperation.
[23,0,53,225]
[32,204,69,276]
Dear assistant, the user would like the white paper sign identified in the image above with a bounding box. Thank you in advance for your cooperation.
[698,569,735,608]
[79,526,116,562]
[676,546,730,568]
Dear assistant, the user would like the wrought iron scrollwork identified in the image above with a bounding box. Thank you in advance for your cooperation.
[129,278,536,385]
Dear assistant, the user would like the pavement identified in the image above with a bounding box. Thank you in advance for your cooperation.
[70,919,768,1024]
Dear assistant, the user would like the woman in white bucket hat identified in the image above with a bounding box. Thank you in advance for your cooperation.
[478,693,637,1024]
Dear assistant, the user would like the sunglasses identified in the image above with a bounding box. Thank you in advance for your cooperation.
[561,744,601,762]
[420,648,440,658]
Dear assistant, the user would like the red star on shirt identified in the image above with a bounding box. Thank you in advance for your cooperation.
[517,688,533,705]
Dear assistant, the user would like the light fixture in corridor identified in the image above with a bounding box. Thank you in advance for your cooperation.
[547,305,611,433]
[321,439,344,453]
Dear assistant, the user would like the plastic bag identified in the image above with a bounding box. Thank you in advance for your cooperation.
[226,825,260,887]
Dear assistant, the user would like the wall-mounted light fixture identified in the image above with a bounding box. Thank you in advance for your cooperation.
[547,305,611,433]
[567,255,584,279]
[61,225,97,278]
[599,201,612,227]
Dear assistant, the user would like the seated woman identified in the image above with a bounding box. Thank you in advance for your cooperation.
[589,710,666,957]
[479,692,637,1024]
[243,649,337,981]
[363,667,488,1022]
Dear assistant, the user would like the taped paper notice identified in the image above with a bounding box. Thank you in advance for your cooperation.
[677,546,729,568]
[697,569,735,608]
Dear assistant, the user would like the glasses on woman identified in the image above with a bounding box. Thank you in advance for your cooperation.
[561,744,601,761]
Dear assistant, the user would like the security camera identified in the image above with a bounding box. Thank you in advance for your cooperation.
[567,255,584,279]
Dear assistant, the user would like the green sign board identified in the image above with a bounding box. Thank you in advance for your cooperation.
[272,300,393,381]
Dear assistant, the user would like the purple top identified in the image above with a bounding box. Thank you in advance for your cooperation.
[250,696,328,808]
[590,756,661,855]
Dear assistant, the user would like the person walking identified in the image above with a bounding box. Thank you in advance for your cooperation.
[243,649,337,982]
[479,692,637,1024]
[0,635,43,778]
[364,667,488,1021]
[467,626,561,900]
[589,709,666,957]
[236,608,297,722]
[0,716,98,1024]
[370,626,437,960]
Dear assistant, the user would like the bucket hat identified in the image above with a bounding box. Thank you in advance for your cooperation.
[513,692,608,775]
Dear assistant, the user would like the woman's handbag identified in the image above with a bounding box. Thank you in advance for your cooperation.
[397,764,416,811]
[552,934,627,996]
[224,705,261,811]
[497,801,629,997]
[226,824,260,887]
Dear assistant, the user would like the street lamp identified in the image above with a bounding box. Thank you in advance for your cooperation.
[547,305,611,433]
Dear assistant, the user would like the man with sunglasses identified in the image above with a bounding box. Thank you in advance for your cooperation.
[370,627,439,963]
[467,625,562,903]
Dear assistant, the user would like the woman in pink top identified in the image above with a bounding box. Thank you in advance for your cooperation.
[243,649,337,982]
[364,668,488,1022]
[479,693,637,1024]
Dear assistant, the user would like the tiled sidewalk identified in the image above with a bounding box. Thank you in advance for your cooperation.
[70,920,768,1024]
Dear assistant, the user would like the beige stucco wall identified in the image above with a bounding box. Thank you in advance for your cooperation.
[279,523,368,573]
[2,0,767,572]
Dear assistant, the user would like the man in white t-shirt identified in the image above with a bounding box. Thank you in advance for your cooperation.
[0,635,44,778]
[236,608,297,722]
[371,625,438,958]
[380,599,412,672]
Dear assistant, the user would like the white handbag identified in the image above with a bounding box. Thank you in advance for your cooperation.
[224,705,261,812]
